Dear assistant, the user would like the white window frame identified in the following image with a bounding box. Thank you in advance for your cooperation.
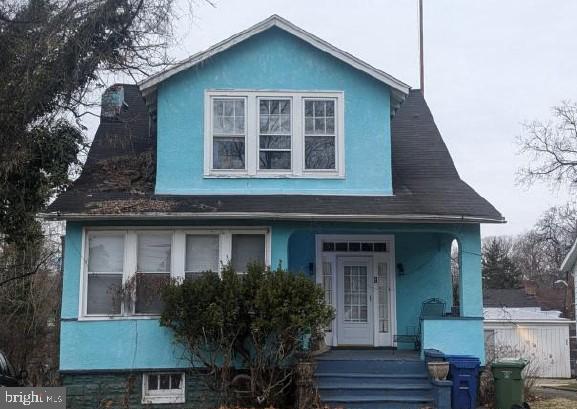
[204,90,345,178]
[79,227,271,320]
[142,372,185,405]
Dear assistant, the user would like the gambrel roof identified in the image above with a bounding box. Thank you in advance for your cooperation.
[138,15,410,109]
[45,85,504,223]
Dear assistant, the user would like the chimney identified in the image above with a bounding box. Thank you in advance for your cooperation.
[101,85,126,120]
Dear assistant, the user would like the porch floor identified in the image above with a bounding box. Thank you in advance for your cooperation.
[315,348,420,361]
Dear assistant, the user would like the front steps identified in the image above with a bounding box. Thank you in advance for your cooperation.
[315,349,435,409]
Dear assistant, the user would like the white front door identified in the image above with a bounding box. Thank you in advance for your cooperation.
[336,257,373,345]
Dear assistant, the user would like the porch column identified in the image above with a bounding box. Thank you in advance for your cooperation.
[270,225,294,270]
[458,224,483,317]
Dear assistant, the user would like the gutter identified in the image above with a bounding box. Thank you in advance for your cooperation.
[39,211,506,224]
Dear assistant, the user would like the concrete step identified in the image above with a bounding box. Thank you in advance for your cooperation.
[315,359,426,374]
[316,372,429,385]
[320,395,435,409]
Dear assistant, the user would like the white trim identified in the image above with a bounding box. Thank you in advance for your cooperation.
[44,212,506,224]
[142,372,185,405]
[79,227,271,321]
[204,90,344,178]
[315,234,396,347]
[138,15,410,98]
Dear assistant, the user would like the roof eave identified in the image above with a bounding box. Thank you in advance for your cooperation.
[138,15,410,98]
[40,211,506,224]
[560,239,577,272]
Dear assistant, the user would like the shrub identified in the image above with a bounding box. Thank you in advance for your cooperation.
[160,264,334,408]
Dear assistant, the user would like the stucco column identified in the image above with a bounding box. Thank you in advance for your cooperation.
[270,225,294,270]
[458,224,483,317]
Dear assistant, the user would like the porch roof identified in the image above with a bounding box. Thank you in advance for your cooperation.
[44,86,504,223]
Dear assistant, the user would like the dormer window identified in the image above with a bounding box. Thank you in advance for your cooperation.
[204,91,344,178]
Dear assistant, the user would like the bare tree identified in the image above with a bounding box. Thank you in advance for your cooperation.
[518,101,577,189]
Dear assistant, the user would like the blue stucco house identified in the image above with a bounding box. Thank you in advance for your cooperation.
[46,15,504,409]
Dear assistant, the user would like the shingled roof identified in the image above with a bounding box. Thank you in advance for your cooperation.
[45,85,504,223]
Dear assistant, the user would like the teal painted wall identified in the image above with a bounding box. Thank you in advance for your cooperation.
[60,221,482,370]
[156,27,392,195]
[422,319,485,363]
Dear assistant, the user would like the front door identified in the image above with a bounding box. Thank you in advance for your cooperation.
[337,257,373,345]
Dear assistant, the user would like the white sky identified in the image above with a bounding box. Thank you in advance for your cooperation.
[91,0,576,237]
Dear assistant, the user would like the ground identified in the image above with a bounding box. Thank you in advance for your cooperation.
[529,378,577,409]
[529,399,577,409]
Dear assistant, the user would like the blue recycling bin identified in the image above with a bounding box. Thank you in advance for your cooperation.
[445,355,481,409]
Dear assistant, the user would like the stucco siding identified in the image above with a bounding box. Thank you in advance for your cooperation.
[60,220,482,370]
[156,27,392,195]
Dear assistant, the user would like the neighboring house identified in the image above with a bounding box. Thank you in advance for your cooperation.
[561,240,577,377]
[46,15,504,408]
[483,288,573,378]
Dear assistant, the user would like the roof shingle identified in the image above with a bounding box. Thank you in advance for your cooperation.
[46,86,504,223]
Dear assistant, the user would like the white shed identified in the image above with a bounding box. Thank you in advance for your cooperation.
[484,307,572,378]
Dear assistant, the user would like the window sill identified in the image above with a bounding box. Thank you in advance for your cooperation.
[77,315,161,322]
[204,172,345,179]
[142,395,185,405]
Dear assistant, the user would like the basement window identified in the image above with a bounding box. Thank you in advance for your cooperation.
[142,372,185,404]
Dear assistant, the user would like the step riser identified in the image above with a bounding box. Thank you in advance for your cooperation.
[316,360,426,374]
[321,401,434,409]
[319,389,432,399]
[316,375,429,385]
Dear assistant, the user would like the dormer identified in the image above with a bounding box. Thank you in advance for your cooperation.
[139,15,409,196]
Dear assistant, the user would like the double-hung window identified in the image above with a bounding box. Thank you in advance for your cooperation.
[86,234,125,315]
[205,91,344,177]
[304,99,336,170]
[258,98,292,170]
[212,98,246,170]
[82,229,269,318]
[135,233,172,314]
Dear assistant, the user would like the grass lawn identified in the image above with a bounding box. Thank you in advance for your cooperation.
[529,399,577,409]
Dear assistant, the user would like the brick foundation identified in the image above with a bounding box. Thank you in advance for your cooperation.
[61,372,219,409]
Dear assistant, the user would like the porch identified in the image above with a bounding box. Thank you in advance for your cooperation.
[269,221,485,362]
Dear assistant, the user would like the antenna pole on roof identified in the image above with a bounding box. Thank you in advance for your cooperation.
[419,0,424,95]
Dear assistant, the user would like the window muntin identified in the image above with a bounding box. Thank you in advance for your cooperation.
[212,98,246,170]
[86,234,124,315]
[185,234,219,280]
[205,91,343,177]
[258,98,292,170]
[142,372,185,404]
[83,229,269,318]
[135,233,172,314]
[304,99,336,170]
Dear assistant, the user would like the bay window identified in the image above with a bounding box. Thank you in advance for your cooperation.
[82,228,269,318]
[205,91,344,177]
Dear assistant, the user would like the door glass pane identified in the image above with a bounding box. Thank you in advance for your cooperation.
[231,234,265,272]
[185,235,219,274]
[86,274,122,315]
[88,235,124,272]
[343,265,368,323]
[137,234,171,272]
[378,262,389,332]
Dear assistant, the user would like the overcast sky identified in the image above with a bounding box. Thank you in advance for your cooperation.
[94,0,576,236]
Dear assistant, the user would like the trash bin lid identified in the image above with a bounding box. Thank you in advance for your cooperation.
[492,358,528,369]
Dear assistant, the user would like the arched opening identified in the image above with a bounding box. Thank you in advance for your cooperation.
[451,238,460,315]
